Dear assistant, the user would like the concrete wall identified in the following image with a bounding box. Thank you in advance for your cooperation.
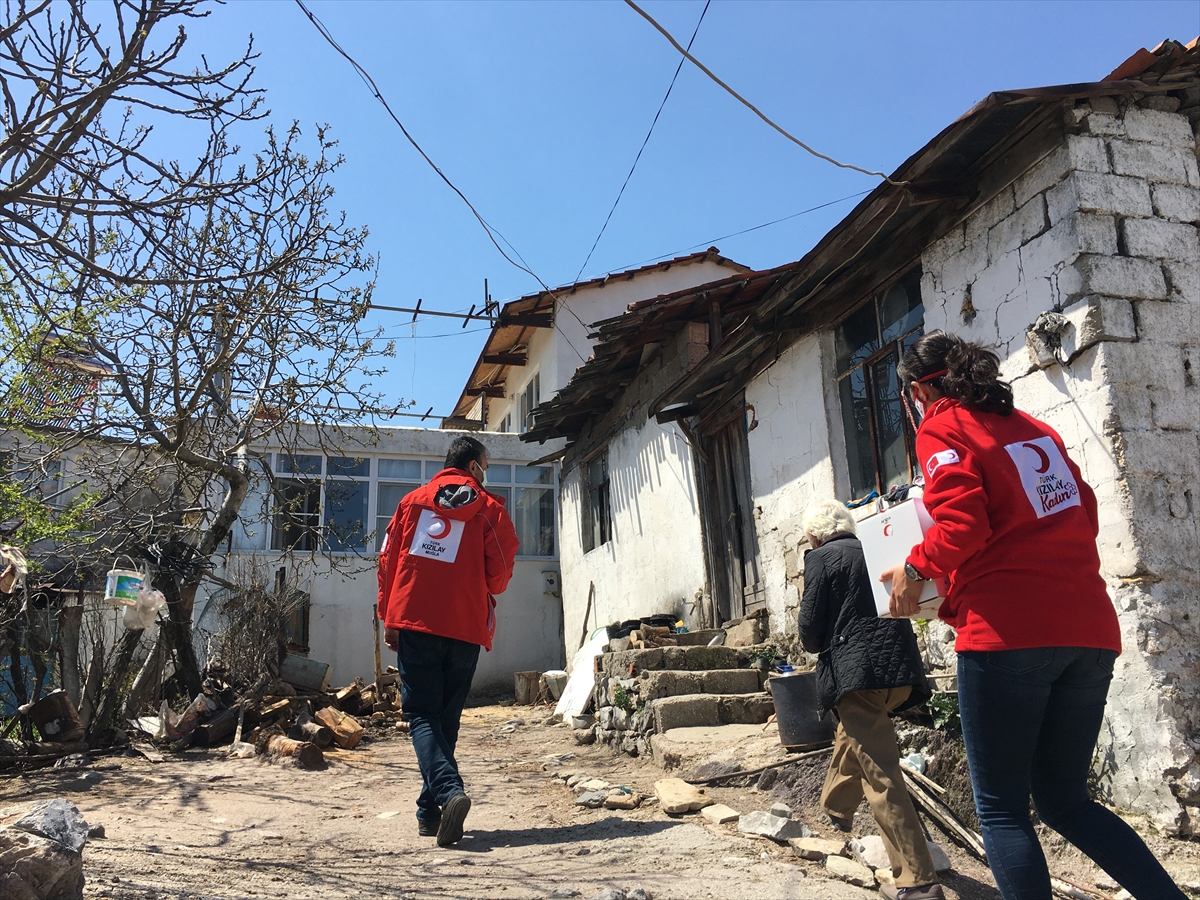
[918,95,1199,831]
[204,426,564,695]
[557,326,709,668]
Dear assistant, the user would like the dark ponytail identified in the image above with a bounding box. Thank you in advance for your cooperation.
[898,331,1014,416]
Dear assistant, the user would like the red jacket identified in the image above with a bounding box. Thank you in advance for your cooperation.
[377,468,519,651]
[907,399,1120,654]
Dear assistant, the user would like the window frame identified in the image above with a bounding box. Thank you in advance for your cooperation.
[582,450,612,554]
[833,270,925,500]
[245,452,558,560]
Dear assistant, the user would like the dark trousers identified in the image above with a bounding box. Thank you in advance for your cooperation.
[394,629,480,825]
[958,647,1185,900]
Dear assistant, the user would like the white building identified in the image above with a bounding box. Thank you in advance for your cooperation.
[524,41,1200,831]
[209,427,564,693]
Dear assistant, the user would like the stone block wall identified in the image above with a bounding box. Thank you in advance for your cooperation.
[921,93,1200,832]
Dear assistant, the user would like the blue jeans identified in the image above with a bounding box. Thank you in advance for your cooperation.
[958,647,1184,900]
[394,629,480,825]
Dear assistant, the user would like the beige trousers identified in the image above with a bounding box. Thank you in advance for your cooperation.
[821,686,938,887]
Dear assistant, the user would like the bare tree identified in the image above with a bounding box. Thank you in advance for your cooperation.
[0,1,395,729]
[0,0,264,291]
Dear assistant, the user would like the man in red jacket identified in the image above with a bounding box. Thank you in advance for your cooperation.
[377,436,519,846]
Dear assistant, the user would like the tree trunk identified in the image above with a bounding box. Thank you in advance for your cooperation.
[158,575,202,700]
[87,628,142,744]
[123,627,166,717]
[57,598,84,706]
[78,636,105,728]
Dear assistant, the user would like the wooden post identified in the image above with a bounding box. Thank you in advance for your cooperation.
[372,604,383,683]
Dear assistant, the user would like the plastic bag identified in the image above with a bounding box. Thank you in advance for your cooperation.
[121,586,166,630]
[154,693,217,740]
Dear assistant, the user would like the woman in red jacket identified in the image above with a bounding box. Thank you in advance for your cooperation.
[883,331,1182,900]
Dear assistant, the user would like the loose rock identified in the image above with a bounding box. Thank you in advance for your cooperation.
[13,799,90,854]
[825,855,876,887]
[0,828,84,900]
[788,836,849,860]
[700,803,740,825]
[603,791,640,810]
[849,835,951,873]
[575,791,606,809]
[768,802,792,819]
[736,811,811,841]
[653,778,711,815]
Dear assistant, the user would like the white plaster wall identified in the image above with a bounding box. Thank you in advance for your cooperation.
[203,426,563,696]
[743,333,841,630]
[558,418,706,669]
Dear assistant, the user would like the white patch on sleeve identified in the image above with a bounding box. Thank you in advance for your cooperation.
[1004,436,1082,519]
[924,448,960,479]
[409,509,465,563]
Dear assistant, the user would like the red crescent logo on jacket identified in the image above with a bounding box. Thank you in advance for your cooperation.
[883,523,893,537]
[1004,437,1081,519]
[1022,442,1051,474]
[426,515,450,539]
[925,448,960,479]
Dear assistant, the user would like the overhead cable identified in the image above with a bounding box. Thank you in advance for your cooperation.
[605,188,871,275]
[624,0,907,186]
[294,0,588,363]
[574,0,711,281]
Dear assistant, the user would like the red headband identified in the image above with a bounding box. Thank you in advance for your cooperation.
[917,369,947,383]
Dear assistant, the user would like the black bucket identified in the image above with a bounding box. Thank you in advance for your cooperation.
[770,672,835,749]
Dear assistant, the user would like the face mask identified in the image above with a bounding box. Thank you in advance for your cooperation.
[474,463,487,486]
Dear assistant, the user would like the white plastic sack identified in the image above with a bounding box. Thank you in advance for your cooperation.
[121,586,166,630]
[554,629,610,720]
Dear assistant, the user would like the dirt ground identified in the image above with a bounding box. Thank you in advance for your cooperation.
[2,703,1198,900]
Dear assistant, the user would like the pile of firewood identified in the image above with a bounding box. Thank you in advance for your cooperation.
[0,668,408,772]
[627,625,677,650]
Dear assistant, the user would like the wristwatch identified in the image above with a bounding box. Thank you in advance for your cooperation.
[904,562,931,582]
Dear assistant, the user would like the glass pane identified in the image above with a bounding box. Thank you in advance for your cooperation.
[870,355,913,491]
[378,482,417,517]
[324,480,368,551]
[515,465,553,485]
[379,458,422,480]
[375,482,418,550]
[272,481,321,551]
[426,460,444,479]
[880,274,923,344]
[487,464,511,484]
[839,368,877,499]
[834,301,880,374]
[490,486,511,507]
[328,456,369,477]
[276,453,321,475]
[515,486,555,556]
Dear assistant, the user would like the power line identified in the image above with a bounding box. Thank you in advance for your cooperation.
[600,188,871,276]
[293,0,589,365]
[574,0,711,282]
[624,0,907,186]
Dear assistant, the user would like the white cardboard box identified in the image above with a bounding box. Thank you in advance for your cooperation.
[857,497,945,620]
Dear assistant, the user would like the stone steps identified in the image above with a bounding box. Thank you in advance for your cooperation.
[600,645,749,677]
[650,692,775,732]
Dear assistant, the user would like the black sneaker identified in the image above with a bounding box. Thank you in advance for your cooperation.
[417,819,440,837]
[436,792,471,847]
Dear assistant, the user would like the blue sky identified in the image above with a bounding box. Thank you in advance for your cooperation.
[178,0,1195,419]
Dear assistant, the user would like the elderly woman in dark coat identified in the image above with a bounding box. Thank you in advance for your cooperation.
[798,499,941,900]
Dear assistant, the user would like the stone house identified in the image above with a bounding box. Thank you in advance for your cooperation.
[523,40,1199,830]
